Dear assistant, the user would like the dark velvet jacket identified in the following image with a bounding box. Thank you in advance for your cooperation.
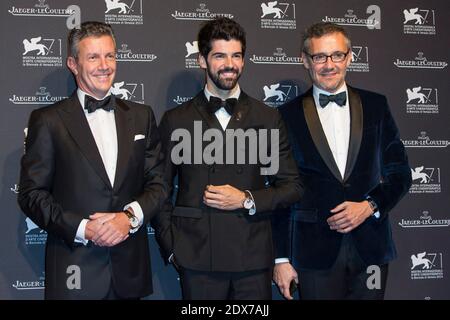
[273,86,411,270]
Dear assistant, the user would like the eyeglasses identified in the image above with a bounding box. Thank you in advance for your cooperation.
[304,50,350,64]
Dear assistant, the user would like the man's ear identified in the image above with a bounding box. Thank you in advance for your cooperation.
[345,48,352,68]
[67,56,78,75]
[301,52,310,70]
[198,54,207,69]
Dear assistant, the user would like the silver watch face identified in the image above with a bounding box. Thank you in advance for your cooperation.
[243,198,254,209]
[130,216,139,228]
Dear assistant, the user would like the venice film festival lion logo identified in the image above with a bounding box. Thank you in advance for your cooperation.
[111,82,132,100]
[411,252,434,270]
[110,81,145,103]
[185,41,199,58]
[407,87,429,104]
[263,83,286,102]
[403,8,425,25]
[261,1,284,19]
[262,82,299,108]
[411,166,430,183]
[23,37,48,56]
[105,0,130,14]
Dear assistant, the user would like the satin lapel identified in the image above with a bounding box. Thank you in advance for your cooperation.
[191,92,251,156]
[113,99,133,191]
[303,90,343,182]
[225,91,251,131]
[343,86,363,182]
[222,92,252,156]
[56,93,112,189]
[192,92,223,131]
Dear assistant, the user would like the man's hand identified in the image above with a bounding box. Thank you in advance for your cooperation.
[327,201,373,233]
[203,184,246,210]
[89,212,130,247]
[85,213,116,241]
[273,262,298,300]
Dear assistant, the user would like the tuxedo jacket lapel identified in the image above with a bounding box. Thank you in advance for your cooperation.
[302,89,343,182]
[222,92,252,154]
[194,91,252,156]
[343,86,363,182]
[113,99,133,191]
[192,92,223,132]
[187,91,255,167]
[303,87,364,183]
[57,93,112,189]
[226,92,251,131]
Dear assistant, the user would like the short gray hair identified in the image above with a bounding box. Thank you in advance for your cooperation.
[67,21,116,58]
[302,22,351,54]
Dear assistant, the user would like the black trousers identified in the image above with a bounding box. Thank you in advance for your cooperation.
[296,234,389,300]
[103,281,141,300]
[179,268,272,300]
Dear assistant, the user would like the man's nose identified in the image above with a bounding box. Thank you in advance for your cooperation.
[323,56,335,68]
[99,57,110,70]
[224,56,234,67]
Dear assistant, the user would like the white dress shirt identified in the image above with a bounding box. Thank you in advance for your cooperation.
[74,89,144,244]
[313,84,350,179]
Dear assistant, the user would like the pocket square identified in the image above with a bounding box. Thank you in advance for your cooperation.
[134,134,145,141]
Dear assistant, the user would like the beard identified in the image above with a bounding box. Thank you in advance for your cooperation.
[206,64,241,91]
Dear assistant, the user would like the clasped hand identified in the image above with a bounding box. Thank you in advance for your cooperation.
[85,212,130,247]
[327,201,373,233]
[203,184,245,210]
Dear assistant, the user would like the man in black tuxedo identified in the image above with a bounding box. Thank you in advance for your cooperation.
[273,22,411,300]
[154,17,301,300]
[18,21,167,299]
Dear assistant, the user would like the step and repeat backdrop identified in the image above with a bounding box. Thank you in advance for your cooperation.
[0,0,448,299]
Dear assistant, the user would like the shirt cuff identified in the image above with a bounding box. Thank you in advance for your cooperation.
[124,201,144,231]
[275,258,290,264]
[74,219,89,245]
[373,211,380,219]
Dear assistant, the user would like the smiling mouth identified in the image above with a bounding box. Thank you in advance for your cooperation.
[320,72,338,78]
[219,71,238,79]
[94,74,111,80]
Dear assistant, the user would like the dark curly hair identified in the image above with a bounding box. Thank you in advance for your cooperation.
[197,17,246,58]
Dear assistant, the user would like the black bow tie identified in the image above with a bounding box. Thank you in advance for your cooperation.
[318,92,347,108]
[208,96,238,115]
[84,94,116,113]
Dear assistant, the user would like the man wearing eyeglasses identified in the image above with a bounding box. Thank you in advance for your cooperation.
[272,22,411,300]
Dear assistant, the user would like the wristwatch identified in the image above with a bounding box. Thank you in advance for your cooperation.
[242,190,256,215]
[366,197,379,214]
[124,209,139,233]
